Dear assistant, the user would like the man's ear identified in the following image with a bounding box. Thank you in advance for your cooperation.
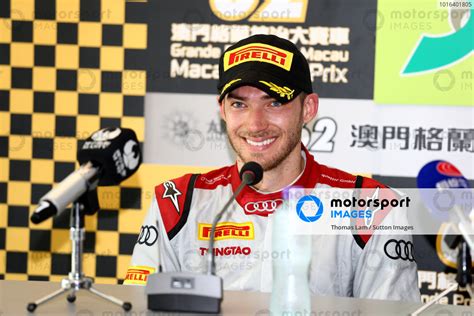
[218,96,226,121]
[302,93,319,124]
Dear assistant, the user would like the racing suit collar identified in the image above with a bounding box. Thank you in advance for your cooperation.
[230,144,320,216]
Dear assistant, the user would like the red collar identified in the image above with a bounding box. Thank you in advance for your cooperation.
[230,145,320,216]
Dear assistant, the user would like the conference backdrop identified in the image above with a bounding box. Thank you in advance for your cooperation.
[0,0,473,306]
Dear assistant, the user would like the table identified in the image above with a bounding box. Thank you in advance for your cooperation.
[0,280,471,315]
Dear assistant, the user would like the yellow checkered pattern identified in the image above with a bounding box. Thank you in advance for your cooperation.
[0,0,149,284]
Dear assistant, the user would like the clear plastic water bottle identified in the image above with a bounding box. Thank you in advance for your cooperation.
[270,200,312,315]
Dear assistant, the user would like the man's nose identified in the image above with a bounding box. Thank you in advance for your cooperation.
[246,107,269,132]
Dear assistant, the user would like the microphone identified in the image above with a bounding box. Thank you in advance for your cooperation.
[417,160,470,190]
[31,162,99,224]
[146,162,264,313]
[239,161,264,186]
[30,127,142,224]
[416,160,473,247]
[207,161,263,275]
[417,160,473,287]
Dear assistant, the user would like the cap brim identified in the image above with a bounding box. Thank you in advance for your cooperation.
[218,69,301,104]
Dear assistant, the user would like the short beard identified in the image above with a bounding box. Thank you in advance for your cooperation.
[227,128,302,172]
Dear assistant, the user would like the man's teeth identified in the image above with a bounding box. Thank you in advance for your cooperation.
[246,138,275,147]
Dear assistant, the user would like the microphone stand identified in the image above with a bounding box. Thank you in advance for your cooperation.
[207,174,252,275]
[410,223,472,316]
[26,201,132,312]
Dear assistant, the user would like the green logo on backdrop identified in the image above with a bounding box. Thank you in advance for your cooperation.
[402,0,473,74]
[374,0,473,106]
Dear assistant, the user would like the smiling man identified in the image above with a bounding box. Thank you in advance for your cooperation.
[221,86,317,192]
[125,35,420,302]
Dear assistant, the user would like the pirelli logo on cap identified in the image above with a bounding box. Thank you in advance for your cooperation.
[123,266,156,285]
[198,222,255,241]
[223,43,293,71]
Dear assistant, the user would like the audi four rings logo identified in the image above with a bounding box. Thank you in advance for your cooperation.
[384,239,415,262]
[137,225,158,246]
[244,199,283,213]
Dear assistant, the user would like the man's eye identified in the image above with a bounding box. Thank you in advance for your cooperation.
[270,101,282,107]
[231,101,245,108]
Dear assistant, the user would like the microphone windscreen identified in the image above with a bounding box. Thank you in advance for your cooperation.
[416,160,470,221]
[240,161,263,186]
[417,160,469,189]
[77,127,142,186]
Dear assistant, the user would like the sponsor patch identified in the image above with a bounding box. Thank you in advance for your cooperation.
[162,181,182,214]
[198,222,255,241]
[199,246,252,256]
[200,174,231,185]
[137,225,158,246]
[123,266,156,285]
[223,43,293,71]
[244,199,283,215]
[383,239,415,262]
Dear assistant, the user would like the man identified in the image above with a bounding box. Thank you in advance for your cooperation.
[125,35,420,301]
